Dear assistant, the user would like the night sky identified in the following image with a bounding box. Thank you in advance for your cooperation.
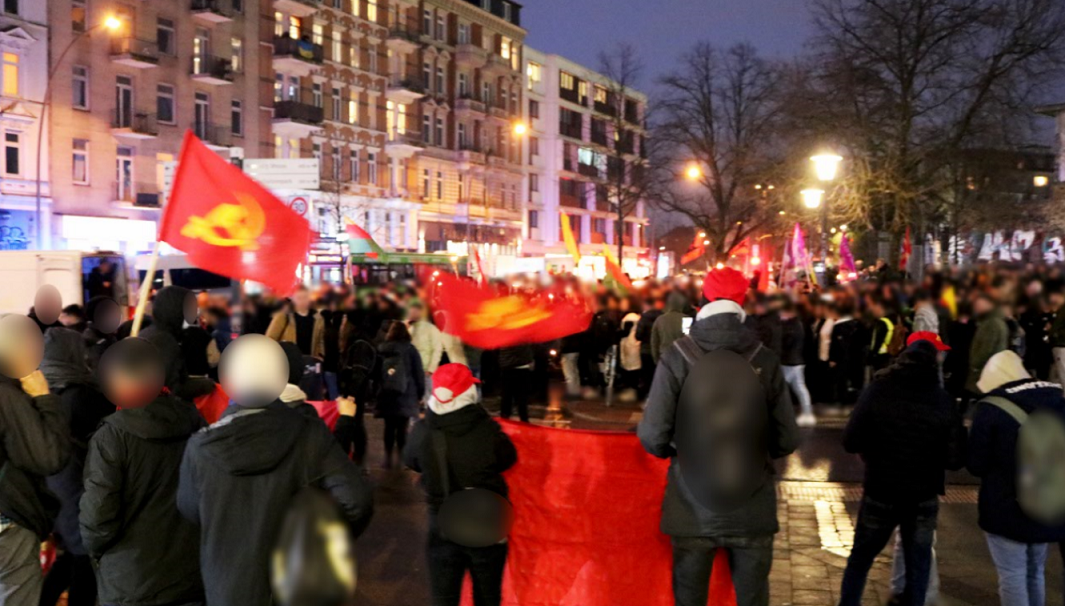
[521,0,814,93]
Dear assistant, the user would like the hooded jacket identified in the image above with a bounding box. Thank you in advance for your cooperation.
[404,388,517,514]
[139,286,191,393]
[177,401,374,606]
[83,295,118,370]
[843,341,967,503]
[651,292,688,363]
[638,309,799,538]
[968,378,1065,543]
[40,328,115,555]
[80,394,205,605]
[967,309,1009,394]
[0,374,69,539]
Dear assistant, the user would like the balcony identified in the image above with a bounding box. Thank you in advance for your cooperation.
[273,36,324,76]
[273,100,324,136]
[455,95,486,115]
[191,0,233,24]
[273,0,318,18]
[594,99,617,117]
[191,55,236,85]
[111,111,158,139]
[386,24,421,53]
[578,163,601,179]
[488,104,508,120]
[195,123,233,149]
[456,143,485,168]
[113,183,159,207]
[385,127,425,158]
[110,38,159,69]
[590,129,608,147]
[386,77,425,105]
[483,52,513,75]
[455,43,487,68]
[559,122,583,140]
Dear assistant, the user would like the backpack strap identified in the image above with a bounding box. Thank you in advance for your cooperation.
[430,429,452,496]
[982,396,1029,425]
[673,336,703,366]
[746,343,765,363]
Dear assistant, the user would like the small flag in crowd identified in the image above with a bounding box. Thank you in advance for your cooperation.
[345,220,386,260]
[900,226,912,271]
[680,232,706,266]
[434,273,592,350]
[839,231,857,276]
[560,211,582,264]
[159,131,313,295]
[601,244,633,294]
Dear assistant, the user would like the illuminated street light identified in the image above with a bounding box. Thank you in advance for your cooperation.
[512,122,528,136]
[811,152,843,182]
[1034,175,1049,187]
[702,240,710,246]
[801,188,824,209]
[685,163,702,181]
[104,15,123,30]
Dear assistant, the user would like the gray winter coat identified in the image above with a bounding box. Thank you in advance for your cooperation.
[638,311,800,538]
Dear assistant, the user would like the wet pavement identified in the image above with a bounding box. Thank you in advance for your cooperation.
[353,389,1064,606]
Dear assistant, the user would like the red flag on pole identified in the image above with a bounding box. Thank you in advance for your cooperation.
[899,226,912,271]
[159,131,313,295]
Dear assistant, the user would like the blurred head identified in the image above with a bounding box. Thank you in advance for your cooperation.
[386,321,412,343]
[973,293,996,317]
[0,314,44,379]
[220,334,288,408]
[34,284,62,326]
[98,338,165,409]
[291,286,311,315]
[59,304,85,327]
[407,301,425,323]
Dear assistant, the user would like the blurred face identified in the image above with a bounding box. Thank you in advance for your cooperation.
[1050,293,1065,310]
[292,290,311,314]
[408,305,424,322]
[973,297,994,317]
[59,311,81,327]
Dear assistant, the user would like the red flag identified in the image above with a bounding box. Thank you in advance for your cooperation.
[434,273,591,349]
[899,226,912,271]
[159,131,313,295]
[680,232,706,266]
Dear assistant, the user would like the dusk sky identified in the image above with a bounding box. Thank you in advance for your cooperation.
[521,0,814,94]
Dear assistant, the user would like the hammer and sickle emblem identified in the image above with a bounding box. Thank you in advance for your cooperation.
[180,193,266,251]
[466,296,552,332]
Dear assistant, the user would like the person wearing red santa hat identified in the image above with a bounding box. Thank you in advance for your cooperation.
[403,364,517,606]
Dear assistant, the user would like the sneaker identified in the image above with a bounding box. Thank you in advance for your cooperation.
[796,413,818,427]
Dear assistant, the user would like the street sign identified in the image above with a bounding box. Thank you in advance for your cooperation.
[161,158,321,200]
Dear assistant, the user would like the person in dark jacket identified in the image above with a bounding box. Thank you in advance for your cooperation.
[636,295,665,397]
[829,303,865,405]
[638,268,799,606]
[0,318,70,606]
[38,328,114,606]
[79,338,205,606]
[176,341,373,606]
[82,296,121,371]
[966,294,1010,396]
[279,341,361,457]
[404,363,517,606]
[838,336,967,606]
[498,343,534,422]
[376,321,425,468]
[139,286,196,394]
[651,291,688,364]
[968,350,1065,606]
[780,300,816,427]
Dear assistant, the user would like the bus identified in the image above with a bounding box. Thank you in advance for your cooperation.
[350,253,468,286]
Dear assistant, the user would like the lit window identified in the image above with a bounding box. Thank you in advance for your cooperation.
[289,16,301,40]
[501,37,511,60]
[72,0,86,32]
[312,23,324,45]
[230,38,243,73]
[274,12,284,37]
[348,92,358,125]
[560,71,574,90]
[366,0,377,22]
[594,84,608,104]
[331,30,342,62]
[527,62,541,90]
[2,53,18,97]
[349,45,359,68]
[72,139,89,185]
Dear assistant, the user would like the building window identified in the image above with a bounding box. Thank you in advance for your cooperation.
[72,139,89,185]
[435,117,444,146]
[348,91,358,125]
[422,169,430,197]
[527,61,541,90]
[312,23,324,45]
[481,0,490,11]
[500,37,512,60]
[349,45,359,68]
[367,152,376,184]
[312,83,322,108]
[422,114,431,143]
[349,150,359,182]
[288,75,299,100]
[367,0,377,22]
[274,73,283,102]
[72,0,86,32]
[436,171,443,199]
[288,15,301,39]
[231,99,243,136]
[72,65,89,110]
[436,15,445,40]
[312,142,321,162]
[529,136,539,157]
[560,71,575,91]
[331,87,341,121]
[594,84,608,104]
[230,38,243,73]
[157,19,176,56]
[3,0,16,16]
[458,73,468,97]
[332,148,341,180]
[458,123,466,148]
[232,0,243,12]
[436,67,444,95]
[529,99,539,119]
[350,0,359,17]
[529,173,539,192]
[423,10,432,35]
[368,46,377,72]
[1,52,18,97]
[157,84,175,124]
[458,23,469,45]
[423,62,432,91]
[194,92,210,138]
[528,209,539,228]
[331,31,342,62]
[116,146,133,201]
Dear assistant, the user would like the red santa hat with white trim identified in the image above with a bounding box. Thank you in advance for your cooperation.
[428,363,481,415]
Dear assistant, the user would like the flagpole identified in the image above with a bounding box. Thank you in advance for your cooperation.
[131,240,162,337]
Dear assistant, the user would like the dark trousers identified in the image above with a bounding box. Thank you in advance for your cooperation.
[427,534,508,606]
[41,552,97,606]
[499,368,531,422]
[671,537,773,606]
[639,353,655,398]
[839,495,938,606]
[382,415,408,460]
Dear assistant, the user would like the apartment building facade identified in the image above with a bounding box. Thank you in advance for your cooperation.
[0,0,50,250]
[521,48,650,276]
[44,0,270,254]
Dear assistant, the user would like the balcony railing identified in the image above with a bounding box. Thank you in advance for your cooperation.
[191,55,237,81]
[113,182,158,204]
[387,24,421,44]
[559,122,583,140]
[273,36,324,64]
[388,127,425,147]
[195,123,233,147]
[594,99,617,117]
[275,100,324,124]
[191,0,231,17]
[110,38,159,64]
[112,111,158,136]
[456,95,486,113]
[578,163,600,179]
[388,77,425,93]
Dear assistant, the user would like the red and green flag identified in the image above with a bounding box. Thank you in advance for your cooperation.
[344,220,385,260]
[601,244,633,294]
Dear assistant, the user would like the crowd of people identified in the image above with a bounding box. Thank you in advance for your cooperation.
[1,259,1065,606]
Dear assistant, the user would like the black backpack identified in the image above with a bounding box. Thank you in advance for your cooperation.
[673,336,769,512]
[379,347,408,396]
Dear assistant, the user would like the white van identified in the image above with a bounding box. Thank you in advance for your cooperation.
[134,253,236,296]
[0,250,131,316]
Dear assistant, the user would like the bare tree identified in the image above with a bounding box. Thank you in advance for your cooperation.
[597,43,655,265]
[803,0,1065,263]
[654,43,789,264]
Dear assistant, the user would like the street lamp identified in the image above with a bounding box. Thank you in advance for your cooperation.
[801,188,824,209]
[811,152,843,182]
[684,163,702,181]
[35,16,123,249]
[467,120,528,252]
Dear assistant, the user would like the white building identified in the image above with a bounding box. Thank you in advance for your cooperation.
[520,47,650,276]
[0,0,49,250]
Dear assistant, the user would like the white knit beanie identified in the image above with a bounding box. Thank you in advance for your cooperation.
[977,350,1030,394]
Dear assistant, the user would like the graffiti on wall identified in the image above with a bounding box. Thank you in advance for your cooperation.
[948,231,1065,264]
